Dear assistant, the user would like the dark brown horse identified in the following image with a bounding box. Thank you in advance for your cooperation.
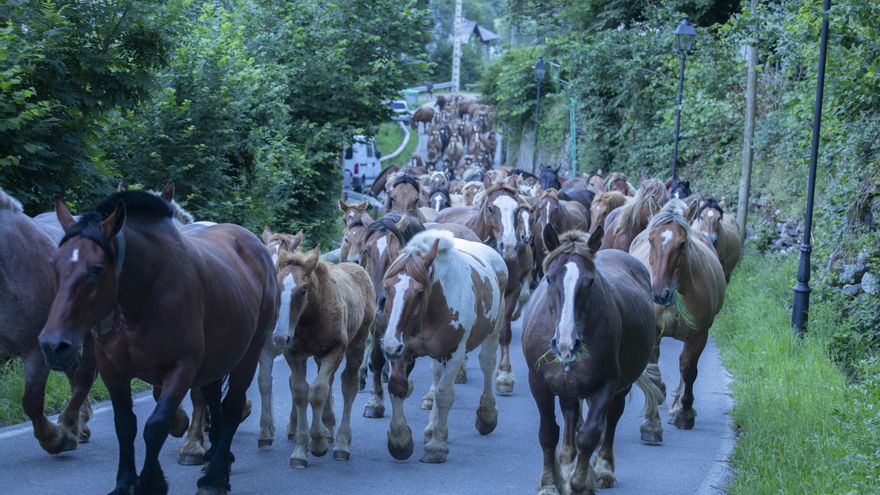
[629,199,726,435]
[531,189,590,282]
[39,188,277,495]
[606,172,636,196]
[601,179,669,251]
[523,227,660,495]
[0,189,97,454]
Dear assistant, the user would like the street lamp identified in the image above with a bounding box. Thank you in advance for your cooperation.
[670,17,696,183]
[792,0,832,335]
[532,56,547,173]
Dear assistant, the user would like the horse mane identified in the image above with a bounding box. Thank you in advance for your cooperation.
[646,199,693,236]
[148,190,194,225]
[363,212,426,246]
[606,172,628,188]
[0,188,23,214]
[696,196,723,219]
[277,248,330,282]
[385,230,455,288]
[595,191,626,208]
[613,179,669,236]
[542,231,595,274]
[390,173,421,193]
[538,188,560,202]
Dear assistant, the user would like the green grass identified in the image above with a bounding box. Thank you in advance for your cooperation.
[375,121,419,168]
[712,249,880,494]
[0,359,150,426]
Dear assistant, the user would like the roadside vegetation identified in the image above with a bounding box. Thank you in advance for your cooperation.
[375,122,419,168]
[713,250,880,494]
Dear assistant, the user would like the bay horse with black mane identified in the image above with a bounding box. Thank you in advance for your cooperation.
[691,196,741,281]
[531,188,590,283]
[39,188,277,495]
[523,226,661,495]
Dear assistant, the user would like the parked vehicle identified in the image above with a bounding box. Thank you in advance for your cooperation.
[343,135,382,192]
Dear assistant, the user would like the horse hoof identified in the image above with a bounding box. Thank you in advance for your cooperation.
[595,473,616,489]
[387,427,414,460]
[196,489,228,495]
[77,423,92,443]
[177,452,205,466]
[537,486,561,495]
[419,450,448,464]
[640,429,663,445]
[257,438,273,449]
[455,368,467,384]
[290,458,308,469]
[363,404,385,418]
[333,450,351,461]
[41,429,78,455]
[475,406,498,435]
[495,372,515,396]
[420,398,434,410]
[673,414,695,430]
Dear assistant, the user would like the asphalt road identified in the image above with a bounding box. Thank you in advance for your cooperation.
[0,314,732,495]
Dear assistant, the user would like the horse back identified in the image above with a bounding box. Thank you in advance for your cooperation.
[331,262,376,338]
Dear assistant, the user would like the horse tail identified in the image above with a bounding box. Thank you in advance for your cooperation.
[635,363,664,419]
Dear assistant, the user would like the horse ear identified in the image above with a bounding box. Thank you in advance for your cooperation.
[100,201,126,239]
[357,200,368,210]
[55,197,77,231]
[504,175,518,189]
[542,224,560,253]
[263,227,274,245]
[117,182,126,192]
[304,246,320,274]
[396,213,411,233]
[292,230,304,249]
[422,238,441,267]
[554,165,561,174]
[161,180,175,202]
[588,225,604,254]
[338,200,349,212]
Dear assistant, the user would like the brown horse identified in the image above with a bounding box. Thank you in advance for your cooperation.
[39,189,277,495]
[531,189,590,282]
[382,230,507,463]
[606,172,636,196]
[271,246,375,467]
[0,189,96,454]
[629,199,726,435]
[369,165,400,198]
[691,197,741,281]
[589,191,627,234]
[386,174,423,220]
[435,182,534,394]
[523,226,660,495]
[339,200,373,264]
[601,179,669,251]
[411,106,434,130]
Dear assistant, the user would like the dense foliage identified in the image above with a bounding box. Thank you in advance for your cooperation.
[2,0,431,245]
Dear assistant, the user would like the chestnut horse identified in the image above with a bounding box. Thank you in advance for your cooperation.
[588,191,627,234]
[601,179,669,251]
[339,200,373,263]
[39,190,277,495]
[0,189,96,454]
[386,174,423,221]
[691,197,741,281]
[382,230,507,463]
[629,199,726,436]
[435,182,534,394]
[606,172,636,196]
[270,246,375,467]
[531,189,590,282]
[524,226,661,495]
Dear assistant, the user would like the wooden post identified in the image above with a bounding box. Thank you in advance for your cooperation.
[737,0,759,245]
[451,0,463,92]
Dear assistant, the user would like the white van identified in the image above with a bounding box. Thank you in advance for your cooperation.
[343,135,382,192]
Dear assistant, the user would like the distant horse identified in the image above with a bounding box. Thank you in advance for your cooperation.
[436,181,534,394]
[601,179,669,251]
[629,199,726,436]
[531,189,590,282]
[40,190,277,495]
[382,230,507,463]
[586,171,606,193]
[606,172,636,196]
[589,191,627,234]
[411,106,434,130]
[385,174,423,220]
[691,197,741,281]
[370,165,400,199]
[446,133,464,165]
[339,201,373,264]
[271,246,374,467]
[667,178,692,200]
[429,189,451,212]
[538,165,562,190]
[0,189,96,454]
[523,226,661,495]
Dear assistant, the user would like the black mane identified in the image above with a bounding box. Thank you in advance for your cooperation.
[390,174,421,192]
[364,212,426,246]
[697,196,724,218]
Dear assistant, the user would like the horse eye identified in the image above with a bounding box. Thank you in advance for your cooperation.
[90,266,105,278]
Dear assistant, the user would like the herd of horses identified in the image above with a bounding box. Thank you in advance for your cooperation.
[1,141,742,493]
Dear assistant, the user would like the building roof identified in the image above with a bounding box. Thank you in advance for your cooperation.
[450,18,498,44]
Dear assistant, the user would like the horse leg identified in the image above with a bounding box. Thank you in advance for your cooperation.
[454,353,468,384]
[21,348,77,454]
[637,364,664,444]
[136,366,195,495]
[569,381,615,495]
[529,371,562,495]
[495,290,516,395]
[387,356,414,460]
[649,334,666,404]
[421,348,464,464]
[670,331,708,430]
[257,344,276,448]
[58,332,97,443]
[593,387,629,489]
[475,328,499,435]
[310,349,343,457]
[150,384,189,441]
[286,353,310,468]
[333,329,367,461]
[200,381,222,464]
[363,323,386,418]
[99,359,138,495]
[558,397,581,467]
[178,388,207,465]
[358,331,371,391]
[420,360,441,411]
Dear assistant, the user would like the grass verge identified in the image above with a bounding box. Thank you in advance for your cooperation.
[0,359,150,426]
[375,121,418,168]
[712,249,880,494]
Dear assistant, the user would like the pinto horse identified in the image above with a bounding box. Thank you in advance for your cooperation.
[271,246,375,467]
[39,189,277,495]
[382,230,507,463]
[629,199,726,435]
[691,197,741,281]
[435,181,534,394]
[523,227,660,495]
[531,189,590,283]
[588,191,627,234]
[0,189,96,454]
[601,179,669,251]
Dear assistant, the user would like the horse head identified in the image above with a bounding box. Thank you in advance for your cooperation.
[645,200,691,306]
[692,197,724,245]
[263,227,304,267]
[273,246,321,347]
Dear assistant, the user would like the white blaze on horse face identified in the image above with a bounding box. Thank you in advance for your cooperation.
[383,274,412,354]
[545,201,551,221]
[376,235,388,259]
[273,273,296,343]
[70,249,79,263]
[520,210,531,239]
[557,262,580,359]
[493,195,519,251]
[661,229,674,247]
[433,195,442,211]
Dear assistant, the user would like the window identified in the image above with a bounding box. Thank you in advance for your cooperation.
[366,142,374,158]
[345,147,353,160]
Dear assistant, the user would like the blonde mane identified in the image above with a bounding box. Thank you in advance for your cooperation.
[613,179,669,236]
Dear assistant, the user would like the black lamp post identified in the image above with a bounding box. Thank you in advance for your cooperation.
[532,56,547,173]
[671,17,696,183]
[792,0,832,335]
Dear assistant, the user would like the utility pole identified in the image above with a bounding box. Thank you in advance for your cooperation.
[737,0,759,245]
[451,0,463,92]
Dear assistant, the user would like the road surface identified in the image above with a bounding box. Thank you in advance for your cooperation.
[0,313,732,495]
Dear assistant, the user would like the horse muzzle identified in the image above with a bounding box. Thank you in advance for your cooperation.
[652,287,675,307]
[550,336,581,366]
[707,232,718,245]
[38,332,80,371]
